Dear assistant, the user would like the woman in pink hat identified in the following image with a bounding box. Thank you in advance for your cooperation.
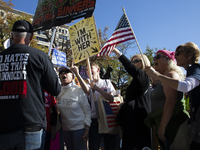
[145,42,200,149]
[145,49,190,150]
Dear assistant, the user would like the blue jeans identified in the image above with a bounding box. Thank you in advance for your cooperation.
[38,129,46,150]
[0,128,44,150]
[89,119,116,150]
[63,128,86,150]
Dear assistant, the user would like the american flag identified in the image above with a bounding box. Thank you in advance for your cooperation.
[97,14,135,56]
[103,100,121,128]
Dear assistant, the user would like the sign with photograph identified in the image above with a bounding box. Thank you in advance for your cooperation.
[79,65,89,79]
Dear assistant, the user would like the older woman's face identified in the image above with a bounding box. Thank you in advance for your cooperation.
[175,48,190,68]
[153,52,168,74]
[131,56,142,69]
[59,69,74,86]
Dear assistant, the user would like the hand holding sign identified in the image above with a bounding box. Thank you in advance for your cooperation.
[70,59,79,76]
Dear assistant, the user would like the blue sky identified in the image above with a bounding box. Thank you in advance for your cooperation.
[11,0,200,57]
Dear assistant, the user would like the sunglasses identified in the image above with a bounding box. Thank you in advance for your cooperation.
[153,54,168,61]
[131,59,141,64]
[59,69,71,75]
[175,50,182,57]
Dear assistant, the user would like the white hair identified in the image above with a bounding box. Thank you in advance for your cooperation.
[168,59,185,81]
[12,29,32,39]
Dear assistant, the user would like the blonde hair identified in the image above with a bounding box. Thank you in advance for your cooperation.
[90,62,100,69]
[176,42,200,63]
[167,59,185,81]
[131,54,151,70]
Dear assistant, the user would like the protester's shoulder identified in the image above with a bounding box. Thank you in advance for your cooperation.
[191,63,200,70]
[26,45,50,61]
[165,70,180,80]
[26,45,46,55]
[99,79,114,89]
[187,64,200,79]
[73,85,84,92]
[4,44,46,55]
[97,78,105,86]
[188,63,200,74]
[102,79,111,84]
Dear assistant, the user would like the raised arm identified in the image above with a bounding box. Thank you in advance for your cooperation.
[89,81,114,102]
[145,66,179,90]
[70,65,91,96]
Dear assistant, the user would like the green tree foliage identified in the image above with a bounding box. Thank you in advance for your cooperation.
[0,0,47,53]
[0,0,13,51]
[143,45,167,66]
[144,45,157,66]
[111,42,133,97]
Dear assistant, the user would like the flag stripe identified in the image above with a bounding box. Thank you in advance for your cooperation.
[107,120,117,123]
[101,45,115,56]
[103,99,121,128]
[108,124,118,128]
[109,33,134,43]
[99,30,134,51]
[103,32,134,46]
[103,34,134,47]
[112,28,133,37]
[99,36,134,56]
[107,116,115,119]
[97,14,135,56]
[111,109,118,112]
[109,101,121,104]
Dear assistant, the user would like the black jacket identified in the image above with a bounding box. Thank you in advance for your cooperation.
[0,44,61,133]
[116,55,151,132]
[116,55,151,149]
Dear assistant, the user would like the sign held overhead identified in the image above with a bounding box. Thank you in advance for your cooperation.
[32,0,96,31]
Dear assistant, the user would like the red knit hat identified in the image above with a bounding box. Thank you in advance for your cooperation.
[157,50,175,62]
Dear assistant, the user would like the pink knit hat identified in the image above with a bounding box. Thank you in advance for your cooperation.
[157,50,175,62]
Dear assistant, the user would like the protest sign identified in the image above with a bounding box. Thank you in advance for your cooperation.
[79,65,89,79]
[51,49,67,67]
[69,16,100,64]
[32,0,96,31]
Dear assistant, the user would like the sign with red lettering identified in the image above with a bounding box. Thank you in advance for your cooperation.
[32,0,96,31]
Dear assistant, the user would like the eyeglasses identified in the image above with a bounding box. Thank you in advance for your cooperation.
[59,69,71,75]
[175,50,182,57]
[131,59,141,64]
[153,55,168,61]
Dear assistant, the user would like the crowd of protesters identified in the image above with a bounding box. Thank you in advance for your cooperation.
[1,20,200,150]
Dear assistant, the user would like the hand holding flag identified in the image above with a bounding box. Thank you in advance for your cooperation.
[112,48,122,58]
[98,7,147,66]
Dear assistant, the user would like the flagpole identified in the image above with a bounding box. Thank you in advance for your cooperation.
[48,26,57,56]
[122,7,147,66]
[86,58,93,82]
